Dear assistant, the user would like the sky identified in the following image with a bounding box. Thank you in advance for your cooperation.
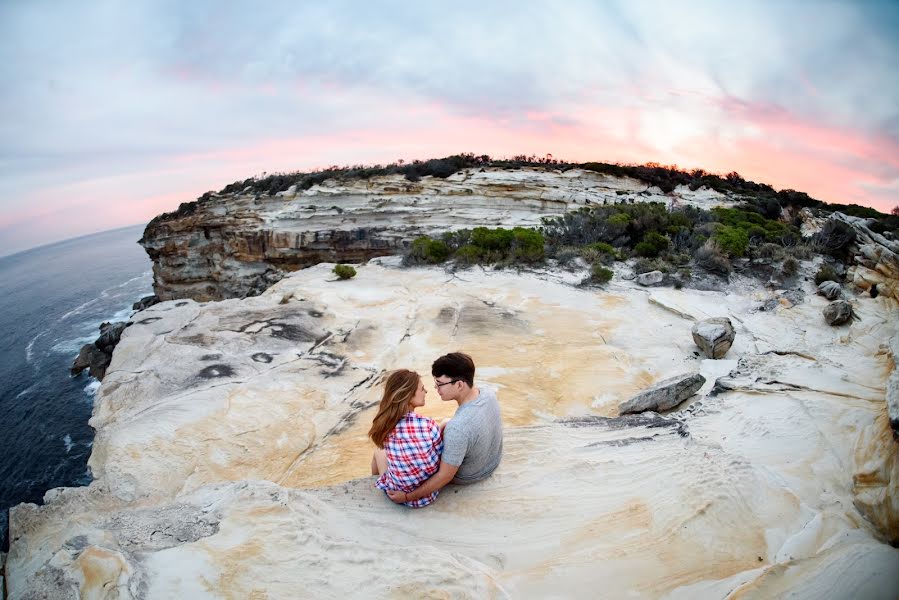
[1,0,898,257]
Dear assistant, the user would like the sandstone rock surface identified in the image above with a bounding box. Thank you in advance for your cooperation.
[9,261,899,598]
[618,372,705,414]
[692,317,736,358]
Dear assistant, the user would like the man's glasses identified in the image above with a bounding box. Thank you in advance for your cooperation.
[435,379,460,388]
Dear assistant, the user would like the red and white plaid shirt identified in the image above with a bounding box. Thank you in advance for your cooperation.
[376,412,443,508]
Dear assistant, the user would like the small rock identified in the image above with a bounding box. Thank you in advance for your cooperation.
[636,270,664,286]
[691,317,736,359]
[816,281,841,300]
[823,300,854,326]
[132,295,160,311]
[619,373,706,414]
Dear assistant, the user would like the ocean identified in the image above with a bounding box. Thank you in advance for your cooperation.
[0,224,153,550]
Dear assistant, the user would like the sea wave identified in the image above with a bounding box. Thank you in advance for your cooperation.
[25,332,44,363]
[59,298,100,321]
[83,380,101,398]
[63,434,74,453]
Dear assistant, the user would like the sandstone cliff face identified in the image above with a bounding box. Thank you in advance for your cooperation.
[139,168,732,301]
[8,260,899,598]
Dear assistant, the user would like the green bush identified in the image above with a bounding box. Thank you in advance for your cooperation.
[634,241,660,258]
[410,236,451,264]
[814,264,841,285]
[713,226,749,257]
[454,245,482,265]
[471,227,514,252]
[333,264,357,280]
[511,227,545,262]
[586,241,617,256]
[590,265,614,283]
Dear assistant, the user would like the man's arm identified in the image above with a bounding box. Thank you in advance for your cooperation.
[386,461,459,503]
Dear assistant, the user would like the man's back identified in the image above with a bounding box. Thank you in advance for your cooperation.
[442,386,503,483]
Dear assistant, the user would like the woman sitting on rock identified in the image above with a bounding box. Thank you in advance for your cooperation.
[369,369,444,507]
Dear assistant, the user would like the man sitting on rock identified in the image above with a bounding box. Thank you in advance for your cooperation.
[386,352,503,505]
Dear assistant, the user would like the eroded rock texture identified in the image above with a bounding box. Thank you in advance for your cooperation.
[8,262,899,598]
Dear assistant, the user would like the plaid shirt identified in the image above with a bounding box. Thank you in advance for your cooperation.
[376,412,444,508]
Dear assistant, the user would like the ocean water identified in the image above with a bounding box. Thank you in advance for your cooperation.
[0,224,153,550]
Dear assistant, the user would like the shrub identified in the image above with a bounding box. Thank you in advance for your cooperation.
[782,257,799,276]
[814,219,856,259]
[814,264,841,285]
[587,241,618,257]
[454,245,482,265]
[333,264,357,280]
[409,236,451,264]
[511,227,545,262]
[634,241,660,258]
[713,226,749,257]
[590,265,614,283]
[694,241,731,275]
[757,243,785,260]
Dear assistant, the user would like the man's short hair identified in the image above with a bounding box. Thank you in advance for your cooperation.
[432,352,475,387]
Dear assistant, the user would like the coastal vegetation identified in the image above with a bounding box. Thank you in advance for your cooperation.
[333,264,357,280]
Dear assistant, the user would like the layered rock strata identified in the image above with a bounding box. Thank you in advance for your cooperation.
[8,259,899,598]
[139,168,734,301]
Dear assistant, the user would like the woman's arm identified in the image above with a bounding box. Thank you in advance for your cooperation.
[386,461,459,503]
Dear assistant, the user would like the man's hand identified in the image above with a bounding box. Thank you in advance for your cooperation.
[385,489,408,504]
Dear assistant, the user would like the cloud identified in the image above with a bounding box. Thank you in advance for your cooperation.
[0,0,897,254]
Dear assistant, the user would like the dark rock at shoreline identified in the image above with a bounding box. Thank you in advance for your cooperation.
[132,295,160,311]
[71,321,130,380]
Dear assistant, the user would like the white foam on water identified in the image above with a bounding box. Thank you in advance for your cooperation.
[24,333,44,363]
[59,297,99,321]
[62,434,74,453]
[83,380,101,398]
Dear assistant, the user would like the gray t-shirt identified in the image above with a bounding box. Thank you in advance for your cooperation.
[442,386,503,484]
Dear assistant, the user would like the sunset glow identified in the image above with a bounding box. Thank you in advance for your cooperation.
[1,1,897,256]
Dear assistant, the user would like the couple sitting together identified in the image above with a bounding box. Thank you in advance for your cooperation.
[369,352,503,507]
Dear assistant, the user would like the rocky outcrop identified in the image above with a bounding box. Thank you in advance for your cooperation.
[10,261,899,597]
[692,317,736,359]
[70,321,129,380]
[830,213,899,301]
[139,168,736,301]
[618,372,705,414]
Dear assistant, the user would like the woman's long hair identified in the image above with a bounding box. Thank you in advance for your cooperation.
[368,369,420,449]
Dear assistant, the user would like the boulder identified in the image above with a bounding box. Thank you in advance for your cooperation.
[817,280,841,300]
[96,321,128,353]
[636,270,664,287]
[691,317,735,359]
[619,373,706,414]
[823,300,854,326]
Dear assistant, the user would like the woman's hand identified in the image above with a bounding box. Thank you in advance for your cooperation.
[386,489,408,504]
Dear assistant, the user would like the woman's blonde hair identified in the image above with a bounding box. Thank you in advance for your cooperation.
[368,369,420,448]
